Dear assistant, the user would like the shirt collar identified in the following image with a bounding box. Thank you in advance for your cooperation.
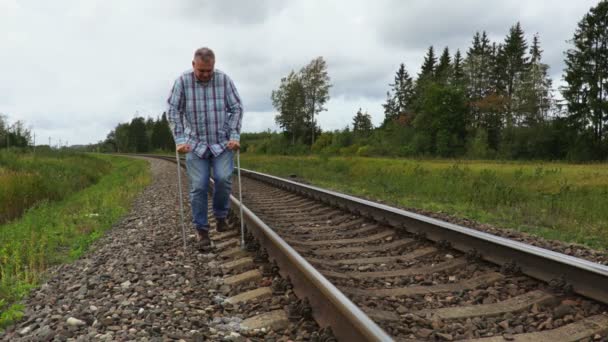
[194,71,215,84]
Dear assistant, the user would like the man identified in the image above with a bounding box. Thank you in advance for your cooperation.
[167,47,243,250]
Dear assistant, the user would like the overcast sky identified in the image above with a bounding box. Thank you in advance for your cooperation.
[0,0,600,145]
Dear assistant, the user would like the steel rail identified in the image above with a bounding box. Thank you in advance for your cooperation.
[240,168,608,306]
[228,190,393,341]
[137,154,393,342]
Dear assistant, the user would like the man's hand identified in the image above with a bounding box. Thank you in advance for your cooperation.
[227,140,240,151]
[176,144,191,153]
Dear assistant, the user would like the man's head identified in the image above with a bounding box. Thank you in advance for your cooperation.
[192,47,215,82]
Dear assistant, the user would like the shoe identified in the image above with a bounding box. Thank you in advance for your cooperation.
[216,218,229,233]
[196,229,211,250]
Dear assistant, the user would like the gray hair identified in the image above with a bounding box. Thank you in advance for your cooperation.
[194,47,215,62]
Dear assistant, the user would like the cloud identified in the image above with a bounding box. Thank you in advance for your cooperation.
[0,0,600,144]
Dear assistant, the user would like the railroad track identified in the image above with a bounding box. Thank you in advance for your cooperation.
[141,154,608,341]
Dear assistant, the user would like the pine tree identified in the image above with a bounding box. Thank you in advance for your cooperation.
[464,31,505,151]
[418,46,437,81]
[352,108,373,136]
[381,91,398,127]
[435,47,452,84]
[392,63,414,115]
[382,64,414,127]
[128,117,149,153]
[497,22,529,126]
[453,49,465,85]
[517,33,552,126]
[562,1,608,156]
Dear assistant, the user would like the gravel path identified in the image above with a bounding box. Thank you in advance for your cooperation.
[0,158,313,341]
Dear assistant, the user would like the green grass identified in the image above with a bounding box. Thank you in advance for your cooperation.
[240,154,608,250]
[0,154,150,328]
[0,150,111,224]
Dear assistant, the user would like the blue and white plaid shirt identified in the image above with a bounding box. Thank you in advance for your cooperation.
[167,69,243,158]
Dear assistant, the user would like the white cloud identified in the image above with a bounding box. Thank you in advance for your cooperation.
[0,0,600,144]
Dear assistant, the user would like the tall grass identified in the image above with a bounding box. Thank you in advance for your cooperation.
[0,154,150,327]
[0,150,110,224]
[241,155,608,250]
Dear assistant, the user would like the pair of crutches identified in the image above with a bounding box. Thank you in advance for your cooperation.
[175,149,245,251]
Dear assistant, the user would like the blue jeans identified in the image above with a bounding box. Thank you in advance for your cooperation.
[185,149,233,232]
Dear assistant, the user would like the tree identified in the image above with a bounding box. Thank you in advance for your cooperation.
[413,83,468,156]
[562,1,608,157]
[419,46,437,80]
[463,31,510,150]
[300,57,332,145]
[464,32,494,101]
[352,108,373,137]
[382,63,414,126]
[517,33,552,126]
[497,22,528,126]
[271,71,307,144]
[151,113,174,150]
[381,91,398,127]
[436,47,453,84]
[413,46,438,112]
[453,49,465,86]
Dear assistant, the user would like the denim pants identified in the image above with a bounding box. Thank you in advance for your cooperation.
[185,149,233,232]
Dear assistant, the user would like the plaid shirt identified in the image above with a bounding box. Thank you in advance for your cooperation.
[167,69,243,157]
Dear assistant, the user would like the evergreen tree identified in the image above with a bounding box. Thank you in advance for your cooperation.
[128,117,149,153]
[382,63,414,127]
[453,49,465,85]
[497,22,528,126]
[381,91,398,127]
[352,108,373,136]
[562,1,608,157]
[151,113,174,150]
[392,63,415,115]
[464,30,502,148]
[517,33,552,126]
[418,46,437,81]
[435,47,453,84]
[413,46,438,112]
[114,123,130,153]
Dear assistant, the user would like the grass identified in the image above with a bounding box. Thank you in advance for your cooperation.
[0,150,111,224]
[240,154,608,251]
[0,154,150,328]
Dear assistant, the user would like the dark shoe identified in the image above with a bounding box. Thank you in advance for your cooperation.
[196,229,211,250]
[216,218,229,233]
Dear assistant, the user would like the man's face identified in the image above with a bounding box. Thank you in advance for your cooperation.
[192,58,214,82]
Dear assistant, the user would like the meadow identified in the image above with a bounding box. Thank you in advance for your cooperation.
[0,152,150,327]
[240,154,608,250]
[0,150,111,225]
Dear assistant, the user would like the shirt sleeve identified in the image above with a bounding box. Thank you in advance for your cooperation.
[166,77,187,145]
[225,75,243,141]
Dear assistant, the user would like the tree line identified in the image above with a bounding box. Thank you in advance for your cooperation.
[0,114,32,149]
[88,113,174,153]
[255,1,608,161]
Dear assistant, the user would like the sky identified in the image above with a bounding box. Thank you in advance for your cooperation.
[0,0,600,146]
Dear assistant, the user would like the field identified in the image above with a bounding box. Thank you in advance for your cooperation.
[0,150,111,225]
[0,153,150,327]
[240,154,608,250]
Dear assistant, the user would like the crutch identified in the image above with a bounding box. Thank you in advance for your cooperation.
[237,150,246,250]
[175,148,187,251]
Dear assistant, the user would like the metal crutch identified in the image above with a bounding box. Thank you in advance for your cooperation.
[237,150,246,250]
[175,148,187,251]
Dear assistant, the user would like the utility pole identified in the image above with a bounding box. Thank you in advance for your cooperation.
[49,137,51,149]
[33,132,36,154]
